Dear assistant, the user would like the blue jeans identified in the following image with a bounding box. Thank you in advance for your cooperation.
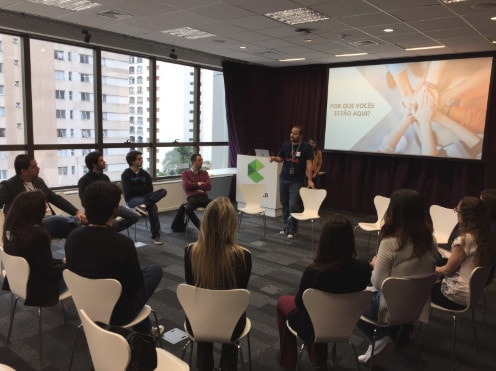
[127,189,167,238]
[279,177,304,234]
[113,205,140,233]
[42,215,81,239]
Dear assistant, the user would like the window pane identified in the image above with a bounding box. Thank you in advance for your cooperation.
[0,151,25,180]
[156,61,195,143]
[0,33,25,145]
[101,51,151,150]
[30,40,95,145]
[35,149,94,187]
[199,145,229,170]
[200,69,228,142]
[157,146,194,176]
[102,148,133,182]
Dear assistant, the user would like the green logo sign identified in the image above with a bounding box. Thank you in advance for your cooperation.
[248,159,264,183]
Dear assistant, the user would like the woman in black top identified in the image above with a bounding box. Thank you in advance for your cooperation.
[2,190,67,306]
[276,214,371,370]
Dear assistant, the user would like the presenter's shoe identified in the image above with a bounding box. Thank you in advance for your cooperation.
[152,237,163,245]
[358,336,394,366]
[135,204,148,217]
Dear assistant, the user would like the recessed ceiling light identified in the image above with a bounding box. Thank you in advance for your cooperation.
[304,38,313,43]
[265,8,329,25]
[440,0,468,3]
[239,46,247,49]
[405,45,445,51]
[27,0,101,11]
[161,27,215,40]
[383,28,395,33]
[278,57,306,62]
[335,52,368,57]
[491,16,496,21]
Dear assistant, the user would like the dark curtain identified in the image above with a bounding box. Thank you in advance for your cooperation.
[223,59,496,214]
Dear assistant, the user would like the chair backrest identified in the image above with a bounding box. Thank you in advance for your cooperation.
[299,188,327,213]
[374,195,390,225]
[468,266,491,305]
[63,269,122,324]
[0,246,29,299]
[79,309,130,371]
[381,275,436,326]
[176,283,250,343]
[429,204,458,244]
[239,183,267,207]
[303,289,372,343]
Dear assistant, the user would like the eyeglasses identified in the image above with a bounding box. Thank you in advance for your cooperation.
[453,207,461,213]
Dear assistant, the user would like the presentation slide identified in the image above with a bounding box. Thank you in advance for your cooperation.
[324,57,493,159]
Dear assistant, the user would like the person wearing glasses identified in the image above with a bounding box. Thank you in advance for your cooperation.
[121,150,167,245]
[432,196,496,310]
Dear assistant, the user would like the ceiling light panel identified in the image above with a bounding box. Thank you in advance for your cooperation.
[264,7,329,25]
[161,27,216,40]
[27,0,101,11]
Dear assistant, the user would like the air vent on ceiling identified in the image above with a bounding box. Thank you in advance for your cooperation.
[97,10,133,20]
[348,40,379,47]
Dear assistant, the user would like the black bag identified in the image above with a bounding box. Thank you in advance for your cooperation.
[97,323,157,371]
[171,203,188,232]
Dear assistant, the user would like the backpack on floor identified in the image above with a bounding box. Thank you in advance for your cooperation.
[171,203,188,232]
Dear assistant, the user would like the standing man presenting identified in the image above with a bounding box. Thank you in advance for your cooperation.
[121,150,167,245]
[269,126,314,239]
[78,151,139,233]
[181,154,212,230]
[0,154,87,239]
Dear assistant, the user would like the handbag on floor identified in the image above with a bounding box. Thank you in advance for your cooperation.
[171,203,188,232]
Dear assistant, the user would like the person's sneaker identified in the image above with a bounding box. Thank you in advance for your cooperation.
[150,325,165,337]
[358,336,394,366]
[279,230,286,235]
[135,204,148,217]
[152,237,163,245]
[287,233,295,239]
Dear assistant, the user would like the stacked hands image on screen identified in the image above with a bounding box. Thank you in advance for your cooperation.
[324,57,492,160]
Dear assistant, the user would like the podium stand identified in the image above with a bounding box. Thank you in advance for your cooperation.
[236,154,282,217]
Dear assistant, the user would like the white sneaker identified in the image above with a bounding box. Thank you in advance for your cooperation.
[287,234,294,239]
[279,230,286,235]
[152,237,163,245]
[135,204,148,216]
[150,325,165,337]
[358,336,394,366]
[358,345,372,364]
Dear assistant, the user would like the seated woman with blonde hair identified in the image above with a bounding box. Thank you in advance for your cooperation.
[184,196,252,371]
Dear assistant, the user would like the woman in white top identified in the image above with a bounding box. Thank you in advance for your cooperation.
[357,189,437,366]
[432,196,496,309]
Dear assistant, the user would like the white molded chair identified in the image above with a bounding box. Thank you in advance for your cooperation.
[360,275,436,367]
[79,309,189,371]
[429,204,458,245]
[355,195,390,251]
[63,269,158,369]
[0,246,71,364]
[430,266,491,362]
[238,183,268,239]
[176,283,252,370]
[286,289,372,370]
[290,188,327,248]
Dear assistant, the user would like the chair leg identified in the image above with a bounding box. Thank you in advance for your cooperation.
[369,328,377,370]
[310,220,315,250]
[483,289,487,341]
[60,299,68,325]
[295,343,305,371]
[247,332,252,371]
[238,212,243,231]
[68,324,83,370]
[349,341,361,371]
[6,296,19,344]
[38,307,43,364]
[332,342,337,365]
[470,307,478,345]
[451,314,457,363]
[262,213,267,240]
